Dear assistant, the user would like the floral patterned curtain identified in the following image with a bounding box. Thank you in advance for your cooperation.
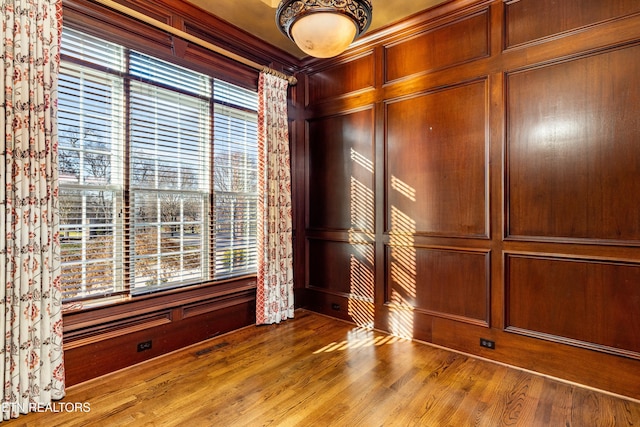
[256,72,294,325]
[0,0,65,420]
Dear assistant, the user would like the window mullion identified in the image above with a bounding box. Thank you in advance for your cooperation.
[211,103,218,277]
[80,193,88,295]
[123,52,132,299]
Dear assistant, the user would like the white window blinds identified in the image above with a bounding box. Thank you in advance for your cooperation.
[129,80,211,293]
[58,27,259,303]
[59,30,125,301]
[213,84,259,278]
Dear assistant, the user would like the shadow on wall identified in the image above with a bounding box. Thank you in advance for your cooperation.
[346,145,418,339]
[348,147,375,328]
[389,175,417,339]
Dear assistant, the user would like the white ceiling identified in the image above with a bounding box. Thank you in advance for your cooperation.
[184,0,449,58]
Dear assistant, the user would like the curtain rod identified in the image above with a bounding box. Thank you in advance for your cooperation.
[90,0,298,86]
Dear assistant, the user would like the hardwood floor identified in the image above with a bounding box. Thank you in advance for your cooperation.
[12,310,640,426]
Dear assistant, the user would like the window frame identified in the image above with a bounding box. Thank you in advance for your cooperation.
[58,24,262,308]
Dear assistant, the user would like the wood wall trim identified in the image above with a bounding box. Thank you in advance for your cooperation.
[500,13,640,73]
[300,0,492,69]
[504,253,640,359]
[306,107,376,232]
[386,304,490,329]
[385,245,490,326]
[504,326,640,362]
[431,315,640,400]
[306,52,375,105]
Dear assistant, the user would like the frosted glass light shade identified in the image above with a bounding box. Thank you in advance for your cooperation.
[291,13,357,58]
[276,0,373,58]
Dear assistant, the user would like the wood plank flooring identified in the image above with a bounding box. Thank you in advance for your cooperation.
[11,310,640,426]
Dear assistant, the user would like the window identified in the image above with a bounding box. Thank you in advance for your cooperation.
[59,28,259,303]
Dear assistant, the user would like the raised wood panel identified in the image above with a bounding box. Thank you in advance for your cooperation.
[308,109,375,231]
[507,45,640,243]
[386,245,489,325]
[386,80,488,237]
[307,54,375,104]
[307,239,374,301]
[505,0,640,48]
[385,10,489,82]
[506,254,640,358]
[63,299,255,386]
[64,311,173,348]
[183,292,256,318]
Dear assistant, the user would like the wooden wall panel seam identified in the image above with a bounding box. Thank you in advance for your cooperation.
[504,235,640,248]
[501,15,640,73]
[383,75,489,105]
[305,286,374,303]
[305,232,376,243]
[307,87,378,108]
[502,243,640,263]
[386,242,491,253]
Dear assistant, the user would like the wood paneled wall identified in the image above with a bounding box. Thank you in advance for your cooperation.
[295,0,640,399]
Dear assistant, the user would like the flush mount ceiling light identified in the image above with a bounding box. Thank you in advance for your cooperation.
[276,0,373,58]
